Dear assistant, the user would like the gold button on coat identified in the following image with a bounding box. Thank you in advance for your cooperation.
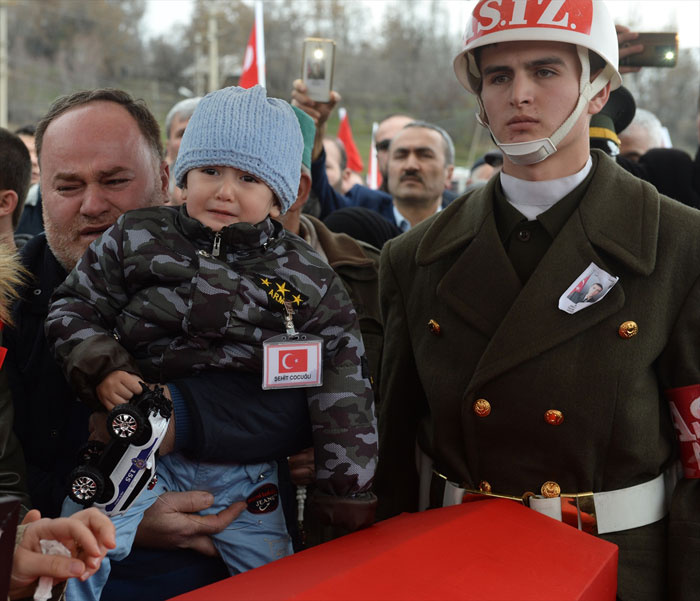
[473,399,491,417]
[541,481,561,498]
[618,321,638,339]
[544,409,564,425]
[478,480,492,493]
[427,319,441,335]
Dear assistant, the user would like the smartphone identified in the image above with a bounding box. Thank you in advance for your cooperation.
[619,32,679,68]
[302,38,336,102]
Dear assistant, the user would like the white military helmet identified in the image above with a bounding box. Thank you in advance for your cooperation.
[453,0,622,165]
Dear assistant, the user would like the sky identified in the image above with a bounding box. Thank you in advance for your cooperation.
[143,0,700,49]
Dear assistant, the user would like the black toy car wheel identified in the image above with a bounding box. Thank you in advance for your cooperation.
[68,466,105,505]
[107,405,146,442]
[77,440,106,465]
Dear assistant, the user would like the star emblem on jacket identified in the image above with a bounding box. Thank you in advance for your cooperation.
[258,275,308,309]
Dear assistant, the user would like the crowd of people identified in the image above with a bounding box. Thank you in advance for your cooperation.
[0,0,699,599]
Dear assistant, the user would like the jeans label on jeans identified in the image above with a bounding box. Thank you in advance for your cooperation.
[247,483,279,514]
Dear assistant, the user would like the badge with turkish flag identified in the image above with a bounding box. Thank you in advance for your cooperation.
[262,334,323,389]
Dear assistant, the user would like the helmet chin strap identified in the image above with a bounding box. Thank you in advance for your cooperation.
[477,47,614,166]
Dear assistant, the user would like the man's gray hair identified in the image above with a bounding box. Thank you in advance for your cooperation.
[165,97,202,137]
[401,121,455,166]
[622,108,664,149]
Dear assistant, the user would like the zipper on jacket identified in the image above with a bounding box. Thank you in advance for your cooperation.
[212,232,222,257]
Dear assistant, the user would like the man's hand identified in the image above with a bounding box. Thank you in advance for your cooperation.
[616,25,643,74]
[288,447,315,486]
[291,79,341,161]
[10,508,116,599]
[291,79,340,127]
[134,491,245,557]
[96,370,143,410]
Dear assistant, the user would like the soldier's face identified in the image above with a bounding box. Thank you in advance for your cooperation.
[182,166,279,231]
[40,101,168,270]
[479,41,582,148]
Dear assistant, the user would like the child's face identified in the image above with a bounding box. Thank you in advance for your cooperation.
[182,166,280,231]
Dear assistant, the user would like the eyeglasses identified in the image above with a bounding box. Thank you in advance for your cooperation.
[375,139,391,152]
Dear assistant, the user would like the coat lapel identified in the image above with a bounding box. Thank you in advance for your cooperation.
[415,180,521,339]
[414,152,661,394]
[467,152,660,393]
[467,209,624,393]
[436,215,522,339]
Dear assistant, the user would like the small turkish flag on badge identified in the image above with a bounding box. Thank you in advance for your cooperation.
[263,336,322,389]
[279,349,307,373]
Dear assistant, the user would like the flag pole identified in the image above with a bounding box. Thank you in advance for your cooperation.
[367,122,380,190]
[255,0,265,88]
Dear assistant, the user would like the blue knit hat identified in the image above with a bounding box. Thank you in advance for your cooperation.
[174,85,304,214]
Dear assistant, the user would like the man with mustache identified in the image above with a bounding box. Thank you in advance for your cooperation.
[386,122,455,232]
[291,81,455,228]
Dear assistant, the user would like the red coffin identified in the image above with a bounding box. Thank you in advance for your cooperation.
[170,499,618,601]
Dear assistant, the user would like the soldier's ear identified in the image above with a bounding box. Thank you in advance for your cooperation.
[588,82,611,116]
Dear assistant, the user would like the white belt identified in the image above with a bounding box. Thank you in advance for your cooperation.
[438,465,680,535]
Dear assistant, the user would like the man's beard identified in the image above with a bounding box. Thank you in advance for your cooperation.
[43,187,165,271]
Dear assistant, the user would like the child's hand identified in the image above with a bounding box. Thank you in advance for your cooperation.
[97,371,143,410]
[10,508,116,598]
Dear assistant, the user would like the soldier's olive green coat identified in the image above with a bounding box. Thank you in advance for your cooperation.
[376,151,700,600]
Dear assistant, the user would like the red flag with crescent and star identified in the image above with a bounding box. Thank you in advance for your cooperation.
[239,1,266,88]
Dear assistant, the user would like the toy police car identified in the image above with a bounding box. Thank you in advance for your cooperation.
[67,384,172,516]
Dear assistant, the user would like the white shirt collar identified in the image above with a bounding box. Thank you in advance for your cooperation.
[393,203,442,232]
[499,157,593,221]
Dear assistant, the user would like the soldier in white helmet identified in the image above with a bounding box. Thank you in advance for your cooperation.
[376,1,700,599]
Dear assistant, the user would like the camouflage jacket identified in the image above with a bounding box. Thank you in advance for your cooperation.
[45,205,377,496]
[299,215,383,402]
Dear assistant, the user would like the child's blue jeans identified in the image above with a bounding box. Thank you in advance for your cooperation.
[63,452,293,601]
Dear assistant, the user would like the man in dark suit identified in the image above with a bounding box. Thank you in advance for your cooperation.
[376,2,700,600]
[291,81,455,227]
[568,282,603,303]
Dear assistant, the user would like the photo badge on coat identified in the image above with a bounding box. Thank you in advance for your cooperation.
[559,262,619,314]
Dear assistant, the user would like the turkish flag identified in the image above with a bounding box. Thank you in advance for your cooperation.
[571,274,590,294]
[279,349,308,373]
[239,2,265,88]
[337,108,364,172]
